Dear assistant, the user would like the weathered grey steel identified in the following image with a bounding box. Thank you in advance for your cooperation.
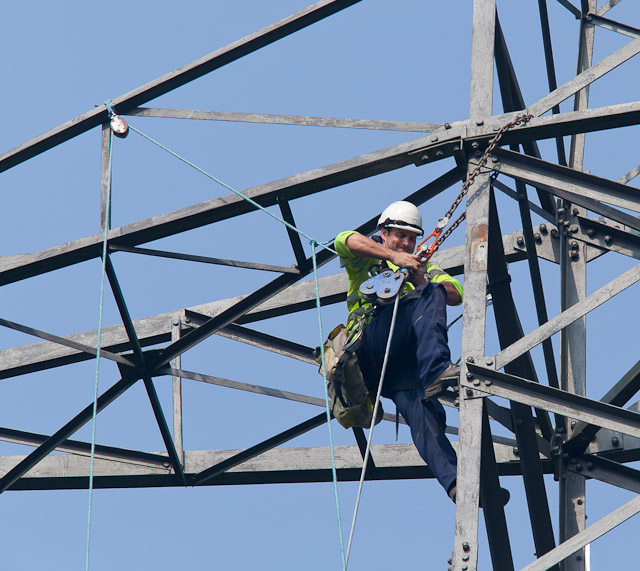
[564,359,640,453]
[277,197,307,267]
[0,426,171,467]
[452,1,495,568]
[492,149,640,214]
[494,164,640,234]
[0,316,133,367]
[171,320,184,465]
[537,0,568,165]
[147,169,464,369]
[4,1,640,568]
[479,406,514,571]
[560,11,594,563]
[566,454,640,494]
[192,413,328,485]
[1,442,524,490]
[572,215,640,261]
[619,163,640,184]
[555,0,582,18]
[589,12,640,38]
[6,102,640,288]
[109,244,300,274]
[465,366,640,440]
[494,15,556,214]
[127,107,443,132]
[0,273,351,379]
[100,123,112,231]
[515,183,560,392]
[163,366,329,410]
[485,100,640,149]
[597,0,624,16]
[0,0,363,173]
[0,375,140,493]
[494,261,640,370]
[527,36,640,118]
[185,316,317,364]
[520,494,640,571]
[492,179,556,223]
[104,257,185,482]
[486,192,557,558]
[0,140,461,287]
[162,367,497,442]
[493,28,561,396]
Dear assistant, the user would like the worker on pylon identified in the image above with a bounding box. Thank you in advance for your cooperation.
[334,200,462,500]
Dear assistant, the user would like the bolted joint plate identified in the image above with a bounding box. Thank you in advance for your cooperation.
[409,139,464,167]
[511,223,561,264]
[575,215,640,261]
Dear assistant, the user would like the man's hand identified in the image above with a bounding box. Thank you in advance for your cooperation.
[407,267,427,287]
[387,250,425,273]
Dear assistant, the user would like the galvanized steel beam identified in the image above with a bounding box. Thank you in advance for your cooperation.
[465,365,640,440]
[453,1,496,568]
[126,107,442,132]
[0,0,363,173]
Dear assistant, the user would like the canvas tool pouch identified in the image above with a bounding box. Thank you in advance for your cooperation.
[317,323,384,429]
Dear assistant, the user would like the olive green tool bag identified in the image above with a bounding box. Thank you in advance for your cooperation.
[317,324,383,429]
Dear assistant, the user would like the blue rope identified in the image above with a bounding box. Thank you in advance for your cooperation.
[312,241,346,570]
[85,126,113,571]
[103,102,346,565]
[114,112,337,258]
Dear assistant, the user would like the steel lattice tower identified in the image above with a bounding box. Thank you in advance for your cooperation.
[1,1,640,569]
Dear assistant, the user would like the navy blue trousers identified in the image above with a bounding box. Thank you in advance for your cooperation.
[360,282,457,493]
[391,389,457,493]
[362,282,452,393]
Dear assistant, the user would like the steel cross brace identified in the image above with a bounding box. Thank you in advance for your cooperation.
[0,0,363,173]
[0,375,140,494]
[520,493,640,571]
[486,189,558,560]
[0,426,171,467]
[493,24,561,392]
[465,364,640,440]
[565,453,640,493]
[105,257,186,482]
[494,261,640,371]
[564,359,640,454]
[149,168,462,370]
[191,413,328,486]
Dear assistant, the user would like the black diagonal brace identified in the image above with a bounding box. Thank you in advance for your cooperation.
[0,375,138,493]
[0,0,363,173]
[105,256,186,483]
[277,196,307,267]
[480,403,514,571]
[192,412,327,486]
[0,426,170,467]
[152,168,463,370]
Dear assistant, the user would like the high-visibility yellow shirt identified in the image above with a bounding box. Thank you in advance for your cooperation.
[334,230,463,327]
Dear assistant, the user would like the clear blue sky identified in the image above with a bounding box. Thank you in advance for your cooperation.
[1,1,639,569]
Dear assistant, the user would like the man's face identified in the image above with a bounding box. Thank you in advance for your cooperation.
[381,227,418,253]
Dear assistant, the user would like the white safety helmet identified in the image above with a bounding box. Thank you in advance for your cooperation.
[377,201,423,236]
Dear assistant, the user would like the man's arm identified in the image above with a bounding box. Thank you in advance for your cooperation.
[344,233,425,274]
[441,281,462,306]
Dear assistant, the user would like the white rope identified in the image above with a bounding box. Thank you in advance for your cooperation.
[344,292,401,568]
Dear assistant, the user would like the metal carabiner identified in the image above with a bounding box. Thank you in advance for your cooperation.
[417,217,448,263]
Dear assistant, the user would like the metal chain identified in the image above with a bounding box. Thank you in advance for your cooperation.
[432,113,533,250]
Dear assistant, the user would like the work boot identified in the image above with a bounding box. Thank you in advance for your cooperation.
[480,488,510,508]
[448,485,511,508]
[423,364,460,400]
